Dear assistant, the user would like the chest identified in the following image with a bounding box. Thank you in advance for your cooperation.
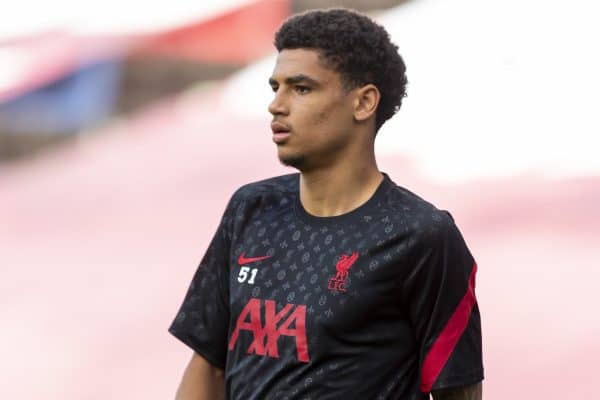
[227,216,412,354]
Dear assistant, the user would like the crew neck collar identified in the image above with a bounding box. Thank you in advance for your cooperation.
[293,173,393,227]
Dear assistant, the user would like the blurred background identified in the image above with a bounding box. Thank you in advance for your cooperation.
[1,0,598,398]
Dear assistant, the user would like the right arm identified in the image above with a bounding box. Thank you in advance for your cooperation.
[170,193,241,399]
[175,352,225,400]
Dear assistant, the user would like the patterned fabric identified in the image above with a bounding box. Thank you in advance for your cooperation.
[169,173,483,399]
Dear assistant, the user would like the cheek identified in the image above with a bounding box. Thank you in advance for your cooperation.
[293,96,350,137]
[294,101,330,125]
[306,99,344,128]
[311,103,352,135]
[314,109,330,126]
[290,105,331,139]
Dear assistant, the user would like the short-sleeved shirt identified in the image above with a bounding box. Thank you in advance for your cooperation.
[169,173,483,399]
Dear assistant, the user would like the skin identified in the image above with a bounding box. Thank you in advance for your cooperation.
[175,48,482,400]
[268,48,383,217]
[432,382,483,400]
[175,353,224,400]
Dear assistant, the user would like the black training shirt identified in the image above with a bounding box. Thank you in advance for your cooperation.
[169,173,483,399]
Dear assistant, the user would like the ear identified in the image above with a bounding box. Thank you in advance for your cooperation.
[353,84,380,123]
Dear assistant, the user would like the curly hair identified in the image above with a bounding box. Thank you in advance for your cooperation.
[274,8,407,132]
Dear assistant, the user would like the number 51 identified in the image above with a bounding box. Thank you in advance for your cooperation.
[238,267,258,284]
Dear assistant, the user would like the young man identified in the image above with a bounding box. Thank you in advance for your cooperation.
[169,8,483,400]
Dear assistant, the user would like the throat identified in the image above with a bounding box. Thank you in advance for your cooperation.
[299,167,383,217]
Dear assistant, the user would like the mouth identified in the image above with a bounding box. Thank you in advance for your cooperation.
[271,122,291,144]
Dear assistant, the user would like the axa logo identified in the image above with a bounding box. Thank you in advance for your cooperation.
[228,298,310,363]
[328,252,359,293]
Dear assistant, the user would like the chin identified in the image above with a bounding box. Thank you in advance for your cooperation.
[278,151,306,170]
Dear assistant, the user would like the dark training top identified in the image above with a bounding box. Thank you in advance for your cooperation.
[169,173,483,399]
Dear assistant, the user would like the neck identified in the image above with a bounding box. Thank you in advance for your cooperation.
[299,148,382,217]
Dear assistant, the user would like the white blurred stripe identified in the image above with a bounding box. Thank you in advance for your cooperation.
[220,0,600,182]
[0,0,257,39]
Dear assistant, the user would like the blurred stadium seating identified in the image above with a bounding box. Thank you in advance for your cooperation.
[0,0,598,398]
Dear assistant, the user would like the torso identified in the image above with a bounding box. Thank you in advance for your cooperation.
[224,173,438,399]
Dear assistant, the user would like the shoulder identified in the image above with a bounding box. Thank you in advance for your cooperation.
[384,183,475,278]
[233,173,298,200]
[225,173,298,214]
[383,178,462,247]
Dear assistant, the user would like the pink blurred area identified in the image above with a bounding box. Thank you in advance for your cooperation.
[1,83,599,398]
[2,1,600,399]
[0,0,289,103]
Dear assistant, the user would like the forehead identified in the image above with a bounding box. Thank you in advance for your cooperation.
[270,49,339,83]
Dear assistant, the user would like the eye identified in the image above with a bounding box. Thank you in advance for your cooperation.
[270,85,279,93]
[295,85,311,94]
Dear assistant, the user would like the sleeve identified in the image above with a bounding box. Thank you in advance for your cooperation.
[168,195,238,369]
[402,211,484,393]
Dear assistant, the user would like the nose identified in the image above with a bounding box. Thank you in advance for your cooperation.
[268,91,289,116]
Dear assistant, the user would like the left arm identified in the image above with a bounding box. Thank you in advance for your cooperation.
[432,382,482,400]
[401,212,484,395]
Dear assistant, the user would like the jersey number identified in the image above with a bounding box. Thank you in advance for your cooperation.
[238,267,258,284]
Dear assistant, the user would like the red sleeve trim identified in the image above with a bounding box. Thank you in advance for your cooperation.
[420,262,478,393]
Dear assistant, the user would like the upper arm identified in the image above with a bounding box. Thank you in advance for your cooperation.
[188,352,225,380]
[401,211,484,393]
[169,193,240,368]
[175,352,225,400]
[432,382,482,400]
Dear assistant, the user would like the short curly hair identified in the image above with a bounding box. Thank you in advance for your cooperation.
[274,8,407,132]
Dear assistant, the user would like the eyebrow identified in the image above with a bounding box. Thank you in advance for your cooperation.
[269,74,321,87]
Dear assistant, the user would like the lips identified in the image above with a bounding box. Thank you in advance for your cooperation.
[271,121,290,134]
[271,121,291,144]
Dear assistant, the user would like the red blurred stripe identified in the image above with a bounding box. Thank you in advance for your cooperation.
[421,262,478,393]
[140,0,290,63]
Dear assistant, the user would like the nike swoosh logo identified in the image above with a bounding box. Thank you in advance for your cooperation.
[238,253,272,266]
